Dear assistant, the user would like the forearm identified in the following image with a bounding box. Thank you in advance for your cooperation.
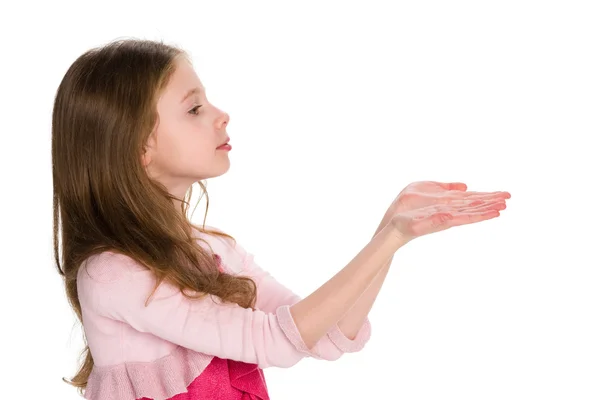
[289,222,406,349]
[336,213,394,338]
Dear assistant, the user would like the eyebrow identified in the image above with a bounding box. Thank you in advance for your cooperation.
[181,86,206,103]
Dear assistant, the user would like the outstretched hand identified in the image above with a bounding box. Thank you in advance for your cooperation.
[384,181,511,241]
[388,181,510,214]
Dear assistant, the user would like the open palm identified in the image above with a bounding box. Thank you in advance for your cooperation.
[390,196,508,241]
[389,180,511,215]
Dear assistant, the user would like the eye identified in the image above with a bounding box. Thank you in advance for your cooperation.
[188,105,203,115]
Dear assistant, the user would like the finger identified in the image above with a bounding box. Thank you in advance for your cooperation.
[464,191,511,199]
[433,194,493,205]
[444,209,501,228]
[459,203,505,214]
[434,200,504,215]
[429,199,496,212]
[455,200,506,213]
[434,182,468,191]
[453,190,509,197]
[415,208,499,235]
[421,181,467,192]
[446,191,511,201]
[444,198,505,208]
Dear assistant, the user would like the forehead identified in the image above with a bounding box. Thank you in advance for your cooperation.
[161,58,205,103]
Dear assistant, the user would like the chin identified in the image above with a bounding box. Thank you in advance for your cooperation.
[203,164,231,180]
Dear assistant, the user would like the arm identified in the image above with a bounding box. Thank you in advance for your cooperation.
[205,225,373,349]
[78,253,320,369]
[79,223,405,369]
[290,223,405,349]
[336,212,395,339]
[224,223,401,350]
[230,246,372,356]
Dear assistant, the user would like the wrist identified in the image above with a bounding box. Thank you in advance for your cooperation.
[378,222,410,250]
[374,210,394,237]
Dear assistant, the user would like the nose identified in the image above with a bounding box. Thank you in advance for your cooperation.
[216,112,230,130]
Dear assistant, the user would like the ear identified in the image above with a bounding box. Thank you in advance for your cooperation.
[141,130,158,167]
[141,147,151,167]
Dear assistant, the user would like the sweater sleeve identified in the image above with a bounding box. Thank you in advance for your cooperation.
[232,243,372,357]
[79,252,348,369]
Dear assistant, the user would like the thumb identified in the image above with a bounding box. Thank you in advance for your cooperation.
[434,181,467,191]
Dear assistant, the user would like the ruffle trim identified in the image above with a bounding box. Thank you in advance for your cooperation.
[84,345,214,400]
[83,254,266,400]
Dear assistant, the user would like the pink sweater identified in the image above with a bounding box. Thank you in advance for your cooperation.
[77,226,372,400]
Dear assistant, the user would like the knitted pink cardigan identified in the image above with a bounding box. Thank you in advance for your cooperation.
[76,227,372,399]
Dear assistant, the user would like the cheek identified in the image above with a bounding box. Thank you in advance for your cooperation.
[180,137,217,168]
[158,123,217,170]
[154,135,203,170]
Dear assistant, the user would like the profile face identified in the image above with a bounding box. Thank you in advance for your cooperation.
[143,57,232,199]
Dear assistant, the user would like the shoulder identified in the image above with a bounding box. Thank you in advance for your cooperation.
[77,250,148,284]
[76,251,160,315]
[192,224,233,251]
[192,225,246,272]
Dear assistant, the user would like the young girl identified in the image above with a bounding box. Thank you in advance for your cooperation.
[52,38,510,400]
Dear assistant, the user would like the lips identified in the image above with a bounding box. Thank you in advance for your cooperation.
[217,136,230,148]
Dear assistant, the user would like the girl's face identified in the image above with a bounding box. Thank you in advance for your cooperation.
[142,57,231,200]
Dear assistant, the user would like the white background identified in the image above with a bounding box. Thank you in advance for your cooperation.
[1,0,599,399]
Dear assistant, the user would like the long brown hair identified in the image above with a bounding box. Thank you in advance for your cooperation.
[52,38,257,396]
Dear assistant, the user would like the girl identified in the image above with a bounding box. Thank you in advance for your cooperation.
[52,38,510,400]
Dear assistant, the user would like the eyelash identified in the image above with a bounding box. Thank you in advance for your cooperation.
[189,105,203,115]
